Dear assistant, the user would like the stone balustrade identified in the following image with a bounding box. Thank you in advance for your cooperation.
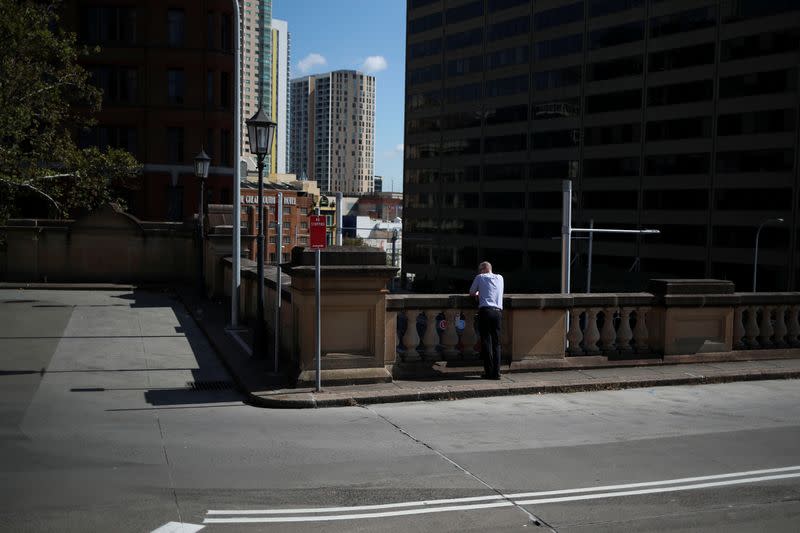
[733,296,800,350]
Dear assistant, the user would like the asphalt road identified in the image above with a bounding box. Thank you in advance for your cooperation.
[1,289,799,532]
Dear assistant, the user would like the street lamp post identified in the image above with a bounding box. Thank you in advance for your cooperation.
[193,148,211,297]
[245,108,277,357]
[753,218,784,292]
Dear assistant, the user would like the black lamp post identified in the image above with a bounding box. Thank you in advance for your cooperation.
[194,148,211,296]
[246,107,277,357]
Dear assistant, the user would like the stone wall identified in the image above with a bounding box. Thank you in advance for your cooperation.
[0,204,196,283]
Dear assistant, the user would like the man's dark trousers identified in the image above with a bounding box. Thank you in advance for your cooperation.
[478,307,502,378]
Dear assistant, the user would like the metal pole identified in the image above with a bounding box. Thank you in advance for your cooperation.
[753,224,763,292]
[335,192,343,246]
[561,180,572,294]
[254,157,265,357]
[274,192,283,372]
[230,0,242,327]
[315,206,322,392]
[391,229,398,292]
[586,219,593,294]
[198,178,205,296]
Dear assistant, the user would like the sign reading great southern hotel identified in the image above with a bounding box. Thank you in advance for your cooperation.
[241,195,297,205]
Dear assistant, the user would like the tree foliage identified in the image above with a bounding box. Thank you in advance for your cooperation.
[0,0,141,224]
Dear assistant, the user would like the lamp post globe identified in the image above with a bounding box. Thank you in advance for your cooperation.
[194,148,211,297]
[245,108,277,358]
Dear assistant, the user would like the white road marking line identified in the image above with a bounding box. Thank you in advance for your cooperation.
[207,494,507,515]
[203,466,800,524]
[150,522,204,533]
[206,465,800,517]
[203,501,514,524]
[508,464,800,499]
[514,471,800,505]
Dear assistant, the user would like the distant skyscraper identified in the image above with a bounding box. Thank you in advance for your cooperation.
[270,19,290,174]
[240,0,272,166]
[374,176,383,193]
[290,70,376,194]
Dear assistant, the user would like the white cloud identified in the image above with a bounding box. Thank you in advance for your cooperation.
[384,144,404,159]
[297,53,327,74]
[361,55,388,74]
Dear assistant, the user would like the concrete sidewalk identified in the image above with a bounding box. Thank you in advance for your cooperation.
[179,289,800,409]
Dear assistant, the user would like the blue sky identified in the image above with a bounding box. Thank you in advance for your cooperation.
[273,0,407,191]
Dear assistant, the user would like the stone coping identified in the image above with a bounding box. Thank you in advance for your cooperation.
[282,265,399,278]
[386,293,655,311]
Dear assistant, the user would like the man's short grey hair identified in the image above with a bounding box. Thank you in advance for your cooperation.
[479,261,492,272]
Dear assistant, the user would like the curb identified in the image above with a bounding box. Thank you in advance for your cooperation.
[251,370,800,409]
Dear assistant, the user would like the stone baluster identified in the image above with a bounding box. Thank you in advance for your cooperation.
[744,306,760,348]
[422,310,440,359]
[758,306,775,348]
[583,308,601,355]
[773,305,788,348]
[617,307,634,353]
[633,307,650,353]
[566,309,584,355]
[460,311,479,358]
[733,306,746,350]
[401,310,421,361]
[599,307,618,354]
[440,309,461,358]
[787,305,800,347]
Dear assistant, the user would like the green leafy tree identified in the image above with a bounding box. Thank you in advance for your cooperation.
[0,0,141,224]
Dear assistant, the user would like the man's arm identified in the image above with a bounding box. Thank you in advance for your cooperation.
[469,276,479,297]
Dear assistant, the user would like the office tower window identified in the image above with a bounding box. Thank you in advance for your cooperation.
[655,224,708,246]
[167,69,185,104]
[717,109,796,136]
[408,38,442,60]
[721,0,798,23]
[408,117,441,134]
[649,7,717,38]
[534,2,583,30]
[586,89,642,113]
[410,12,442,34]
[646,117,712,141]
[88,66,138,103]
[719,68,798,98]
[648,80,713,106]
[532,129,580,149]
[445,83,481,104]
[489,16,530,42]
[644,190,708,210]
[649,43,715,72]
[488,0,529,13]
[446,57,481,78]
[485,164,525,181]
[446,28,483,50]
[407,90,441,110]
[585,157,640,178]
[485,74,528,98]
[410,64,443,85]
[646,153,710,175]
[84,7,137,44]
[487,46,529,70]
[587,55,642,81]
[582,190,638,209]
[411,0,439,9]
[206,129,214,158]
[715,188,793,210]
[716,149,794,173]
[534,65,581,90]
[485,134,526,153]
[446,1,483,24]
[589,21,644,50]
[536,34,582,60]
[722,28,800,61]
[589,0,643,18]
[584,123,641,145]
[486,104,528,125]
[166,127,184,163]
[167,9,185,46]
[533,98,580,119]
[221,13,232,51]
[531,160,580,179]
[442,138,481,155]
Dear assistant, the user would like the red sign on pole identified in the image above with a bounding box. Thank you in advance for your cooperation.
[309,215,326,249]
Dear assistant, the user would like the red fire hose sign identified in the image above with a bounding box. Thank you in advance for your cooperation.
[310,215,326,249]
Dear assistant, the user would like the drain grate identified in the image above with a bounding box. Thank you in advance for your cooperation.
[186,380,235,391]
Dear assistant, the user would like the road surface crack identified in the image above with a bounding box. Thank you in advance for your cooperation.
[362,405,557,532]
